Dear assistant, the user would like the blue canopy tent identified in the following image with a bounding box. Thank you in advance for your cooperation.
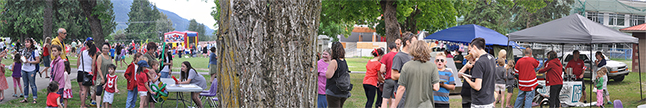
[425,24,514,46]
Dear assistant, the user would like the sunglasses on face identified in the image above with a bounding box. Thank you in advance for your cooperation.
[435,59,445,62]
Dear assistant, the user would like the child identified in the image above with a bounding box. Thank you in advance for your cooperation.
[50,45,67,108]
[433,53,456,107]
[137,60,156,108]
[0,51,8,101]
[46,82,61,108]
[596,67,607,107]
[125,53,142,108]
[103,64,118,108]
[147,61,161,106]
[10,53,23,97]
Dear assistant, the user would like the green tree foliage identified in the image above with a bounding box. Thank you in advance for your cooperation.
[125,0,160,41]
[511,0,573,31]
[0,0,115,42]
[461,0,571,34]
[156,12,175,34]
[188,19,208,41]
[320,0,465,43]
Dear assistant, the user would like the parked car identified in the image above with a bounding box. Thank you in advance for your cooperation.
[562,51,629,81]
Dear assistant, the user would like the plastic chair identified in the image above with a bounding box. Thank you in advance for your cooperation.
[614,100,623,108]
[200,78,219,107]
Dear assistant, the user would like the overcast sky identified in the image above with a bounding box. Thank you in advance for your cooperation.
[150,0,216,29]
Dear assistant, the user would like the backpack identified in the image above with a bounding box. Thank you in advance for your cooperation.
[31,50,40,71]
[334,59,352,92]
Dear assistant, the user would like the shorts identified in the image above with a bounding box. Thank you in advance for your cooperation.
[471,103,494,108]
[62,89,72,99]
[209,64,217,75]
[95,84,104,96]
[603,89,609,97]
[149,93,158,103]
[382,79,398,98]
[138,91,148,97]
[506,86,514,93]
[495,84,506,92]
[115,56,121,61]
[42,55,51,67]
[103,91,114,104]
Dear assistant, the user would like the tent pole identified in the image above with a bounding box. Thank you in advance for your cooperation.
[639,43,642,99]
[589,43,593,108]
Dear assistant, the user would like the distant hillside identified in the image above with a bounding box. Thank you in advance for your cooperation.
[111,0,214,34]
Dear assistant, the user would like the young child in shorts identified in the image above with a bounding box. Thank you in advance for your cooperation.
[103,64,118,108]
[147,61,161,107]
[46,82,61,108]
[137,60,156,108]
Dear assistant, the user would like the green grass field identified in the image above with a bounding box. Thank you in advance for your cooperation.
[346,57,370,72]
[0,74,214,108]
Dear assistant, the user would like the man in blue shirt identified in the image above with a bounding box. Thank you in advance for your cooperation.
[433,53,456,107]
[209,47,218,83]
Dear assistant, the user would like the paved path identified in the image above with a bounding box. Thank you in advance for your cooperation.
[0,66,211,104]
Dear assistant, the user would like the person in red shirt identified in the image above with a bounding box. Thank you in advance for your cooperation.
[514,48,539,108]
[364,48,384,108]
[565,50,587,103]
[46,82,61,108]
[379,44,398,108]
[103,64,119,108]
[136,60,156,108]
[538,51,563,108]
[40,37,51,78]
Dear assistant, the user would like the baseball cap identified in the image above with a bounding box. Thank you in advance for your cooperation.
[86,37,94,41]
[137,60,150,68]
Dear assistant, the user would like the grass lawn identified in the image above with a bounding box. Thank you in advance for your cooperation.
[344,72,646,108]
[0,74,214,108]
[346,57,371,72]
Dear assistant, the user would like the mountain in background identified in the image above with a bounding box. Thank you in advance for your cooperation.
[112,0,214,34]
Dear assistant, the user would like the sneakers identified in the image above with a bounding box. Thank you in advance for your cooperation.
[90,101,97,107]
[607,101,613,105]
[12,94,17,97]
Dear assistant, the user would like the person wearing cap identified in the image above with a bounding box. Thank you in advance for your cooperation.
[136,60,156,108]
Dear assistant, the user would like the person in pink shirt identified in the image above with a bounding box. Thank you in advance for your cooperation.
[49,45,67,107]
[317,48,330,108]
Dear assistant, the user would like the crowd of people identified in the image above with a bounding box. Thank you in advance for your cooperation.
[317,32,613,108]
[0,28,218,108]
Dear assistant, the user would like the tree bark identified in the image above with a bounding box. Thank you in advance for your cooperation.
[217,0,319,107]
[79,0,105,45]
[381,0,399,45]
[43,0,53,40]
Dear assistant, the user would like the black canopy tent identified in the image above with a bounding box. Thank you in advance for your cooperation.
[508,14,639,107]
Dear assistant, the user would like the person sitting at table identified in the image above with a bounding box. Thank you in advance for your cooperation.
[178,61,207,108]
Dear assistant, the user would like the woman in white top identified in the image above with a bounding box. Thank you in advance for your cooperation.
[76,42,97,108]
[19,38,41,103]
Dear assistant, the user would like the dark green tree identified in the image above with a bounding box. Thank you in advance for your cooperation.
[125,0,160,41]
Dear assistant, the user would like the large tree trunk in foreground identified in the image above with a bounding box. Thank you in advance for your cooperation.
[43,0,53,40]
[79,0,105,45]
[381,0,400,46]
[217,0,320,107]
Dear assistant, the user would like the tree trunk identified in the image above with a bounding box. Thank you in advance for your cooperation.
[217,0,319,107]
[79,0,105,45]
[43,0,53,41]
[381,0,399,45]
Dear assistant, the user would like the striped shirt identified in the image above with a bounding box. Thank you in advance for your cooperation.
[433,70,455,104]
[515,56,539,91]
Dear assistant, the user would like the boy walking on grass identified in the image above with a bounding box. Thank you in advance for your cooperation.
[103,64,119,108]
